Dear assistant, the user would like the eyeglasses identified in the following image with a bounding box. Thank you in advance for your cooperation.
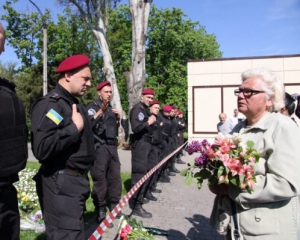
[234,88,265,97]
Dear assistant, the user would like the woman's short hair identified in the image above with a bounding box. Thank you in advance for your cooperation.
[241,68,285,112]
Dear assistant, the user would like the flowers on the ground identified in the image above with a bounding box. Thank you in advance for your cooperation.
[32,210,44,225]
[118,216,158,240]
[14,168,39,213]
[181,133,260,192]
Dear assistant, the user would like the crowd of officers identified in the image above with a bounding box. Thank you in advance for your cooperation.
[129,89,186,218]
[0,28,187,240]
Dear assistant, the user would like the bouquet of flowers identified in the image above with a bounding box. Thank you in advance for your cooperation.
[181,133,260,193]
[118,216,160,240]
[14,168,44,232]
[14,168,39,213]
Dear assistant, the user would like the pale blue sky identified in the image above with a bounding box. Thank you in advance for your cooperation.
[1,0,300,64]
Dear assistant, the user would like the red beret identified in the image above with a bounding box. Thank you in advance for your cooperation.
[171,105,177,109]
[142,88,155,95]
[150,100,160,106]
[162,105,172,112]
[178,111,183,115]
[56,54,90,73]
[96,81,111,91]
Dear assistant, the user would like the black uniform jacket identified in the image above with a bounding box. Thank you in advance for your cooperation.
[129,101,151,139]
[86,99,118,139]
[30,84,95,170]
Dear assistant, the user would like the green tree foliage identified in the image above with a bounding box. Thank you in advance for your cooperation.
[107,5,222,115]
[0,60,18,80]
[2,1,51,69]
[146,6,222,113]
[107,5,132,114]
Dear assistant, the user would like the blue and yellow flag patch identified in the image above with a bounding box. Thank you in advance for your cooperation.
[46,109,63,125]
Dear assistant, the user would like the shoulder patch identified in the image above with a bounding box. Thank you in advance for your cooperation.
[88,108,96,116]
[49,93,61,101]
[46,109,63,125]
[138,112,145,121]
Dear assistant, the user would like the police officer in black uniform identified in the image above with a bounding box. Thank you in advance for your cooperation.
[143,100,163,201]
[86,81,122,227]
[169,106,180,173]
[176,110,186,164]
[0,22,28,240]
[30,54,95,240]
[129,88,156,218]
[157,105,173,182]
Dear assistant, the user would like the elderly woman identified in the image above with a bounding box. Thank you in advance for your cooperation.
[210,68,300,240]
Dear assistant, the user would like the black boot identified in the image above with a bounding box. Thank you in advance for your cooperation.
[162,170,171,180]
[110,203,124,219]
[132,204,152,218]
[166,168,176,175]
[96,206,113,228]
[158,175,170,183]
[176,158,186,164]
[143,198,150,204]
[144,191,157,201]
[169,166,180,173]
[151,187,162,193]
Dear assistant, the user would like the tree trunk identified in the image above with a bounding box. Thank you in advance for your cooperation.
[127,0,152,114]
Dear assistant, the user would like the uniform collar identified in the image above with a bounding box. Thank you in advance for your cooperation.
[56,83,79,104]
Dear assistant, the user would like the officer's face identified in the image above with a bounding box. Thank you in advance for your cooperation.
[98,85,112,102]
[170,109,175,117]
[163,111,170,117]
[150,104,160,115]
[141,94,154,106]
[0,23,6,55]
[66,66,92,97]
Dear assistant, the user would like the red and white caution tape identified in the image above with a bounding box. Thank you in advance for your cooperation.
[88,141,188,240]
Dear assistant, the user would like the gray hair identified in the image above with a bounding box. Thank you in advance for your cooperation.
[241,67,285,112]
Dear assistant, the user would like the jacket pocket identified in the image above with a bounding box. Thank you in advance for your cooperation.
[239,203,280,236]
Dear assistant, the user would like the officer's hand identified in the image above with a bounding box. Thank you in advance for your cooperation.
[72,104,84,132]
[101,100,109,113]
[112,109,120,121]
[147,115,156,125]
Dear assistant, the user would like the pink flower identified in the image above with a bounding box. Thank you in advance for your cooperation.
[246,178,256,189]
[248,156,255,163]
[240,152,245,157]
[219,174,229,184]
[228,159,244,176]
[125,224,132,233]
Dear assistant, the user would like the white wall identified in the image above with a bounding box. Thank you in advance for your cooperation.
[188,55,300,142]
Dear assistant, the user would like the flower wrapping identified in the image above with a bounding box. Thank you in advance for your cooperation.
[181,133,260,193]
[117,216,159,240]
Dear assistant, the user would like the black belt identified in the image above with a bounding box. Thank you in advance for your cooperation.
[58,168,89,177]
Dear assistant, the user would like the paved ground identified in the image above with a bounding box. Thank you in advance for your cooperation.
[84,149,223,240]
[28,144,223,240]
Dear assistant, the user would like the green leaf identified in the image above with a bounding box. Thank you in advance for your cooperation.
[197,180,203,189]
[187,161,195,167]
[184,174,194,186]
[246,141,254,149]
[239,175,245,184]
[180,168,189,176]
[196,169,211,179]
[230,177,237,186]
[217,166,224,178]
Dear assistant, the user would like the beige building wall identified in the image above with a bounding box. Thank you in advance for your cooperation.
[187,54,300,142]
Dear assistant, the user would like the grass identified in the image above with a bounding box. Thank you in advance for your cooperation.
[20,162,132,240]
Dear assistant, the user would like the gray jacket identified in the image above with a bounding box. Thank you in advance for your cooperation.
[210,112,300,239]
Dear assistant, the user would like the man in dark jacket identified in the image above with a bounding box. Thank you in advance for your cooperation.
[0,22,28,240]
[30,54,95,240]
[86,81,122,227]
[129,89,156,218]
[143,100,163,201]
